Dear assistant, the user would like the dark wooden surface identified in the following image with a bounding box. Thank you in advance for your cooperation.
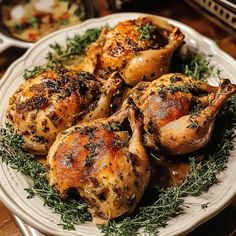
[0,0,236,235]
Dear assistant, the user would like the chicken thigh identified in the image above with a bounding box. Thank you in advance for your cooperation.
[77,16,184,86]
[6,70,123,155]
[128,73,236,154]
[47,103,150,224]
[159,78,236,154]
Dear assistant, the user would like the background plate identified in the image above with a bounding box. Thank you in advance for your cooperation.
[0,12,236,236]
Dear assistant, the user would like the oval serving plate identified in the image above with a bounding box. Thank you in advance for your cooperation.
[0,12,236,236]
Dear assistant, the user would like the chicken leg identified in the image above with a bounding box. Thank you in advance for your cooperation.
[128,73,220,149]
[159,79,236,155]
[47,102,150,224]
[82,72,123,121]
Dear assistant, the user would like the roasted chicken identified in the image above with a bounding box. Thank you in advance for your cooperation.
[6,70,123,155]
[77,16,184,86]
[47,102,150,224]
[129,73,236,154]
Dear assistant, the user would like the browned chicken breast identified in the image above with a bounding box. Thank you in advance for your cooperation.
[6,70,123,155]
[77,16,184,86]
[47,103,150,224]
[128,73,236,154]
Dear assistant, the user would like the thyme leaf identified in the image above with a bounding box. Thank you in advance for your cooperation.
[137,23,155,41]
[23,27,102,80]
[183,53,217,81]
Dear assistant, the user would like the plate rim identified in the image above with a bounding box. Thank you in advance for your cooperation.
[0,12,236,236]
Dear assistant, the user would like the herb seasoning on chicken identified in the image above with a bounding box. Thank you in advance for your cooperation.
[6,70,123,155]
[76,16,184,86]
[47,103,150,224]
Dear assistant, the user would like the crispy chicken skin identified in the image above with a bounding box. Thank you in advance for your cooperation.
[6,70,123,155]
[128,73,236,154]
[158,78,236,154]
[47,103,150,224]
[77,16,184,86]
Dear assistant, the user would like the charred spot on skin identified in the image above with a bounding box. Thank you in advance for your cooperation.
[79,126,97,138]
[119,174,124,181]
[147,120,157,134]
[134,180,139,188]
[126,152,138,167]
[41,119,50,132]
[28,124,36,133]
[140,75,147,81]
[97,188,109,202]
[134,169,141,177]
[34,135,47,144]
[47,111,62,128]
[170,74,183,83]
[42,126,49,132]
[16,96,49,113]
[29,83,45,94]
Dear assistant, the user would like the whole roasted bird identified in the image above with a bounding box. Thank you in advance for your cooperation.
[47,102,150,224]
[77,16,184,86]
[129,73,236,154]
[6,70,123,155]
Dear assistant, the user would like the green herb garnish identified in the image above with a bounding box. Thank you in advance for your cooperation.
[183,53,216,81]
[138,23,155,41]
[0,125,90,230]
[23,27,102,80]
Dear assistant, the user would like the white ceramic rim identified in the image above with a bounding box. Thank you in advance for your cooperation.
[0,12,235,236]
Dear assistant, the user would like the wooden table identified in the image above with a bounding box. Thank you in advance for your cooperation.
[0,1,236,235]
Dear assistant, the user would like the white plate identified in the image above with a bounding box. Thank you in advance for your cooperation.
[0,13,236,236]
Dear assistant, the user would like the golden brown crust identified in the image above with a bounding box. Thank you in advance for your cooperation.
[6,70,101,155]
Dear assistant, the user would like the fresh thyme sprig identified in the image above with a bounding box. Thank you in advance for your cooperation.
[137,23,155,41]
[1,26,235,235]
[0,125,90,230]
[101,95,236,235]
[23,27,102,80]
[183,53,220,81]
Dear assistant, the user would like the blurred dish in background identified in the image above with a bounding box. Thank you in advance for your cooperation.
[185,0,236,36]
[1,0,95,42]
[0,0,95,52]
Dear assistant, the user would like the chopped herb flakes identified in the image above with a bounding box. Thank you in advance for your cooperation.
[137,23,155,41]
